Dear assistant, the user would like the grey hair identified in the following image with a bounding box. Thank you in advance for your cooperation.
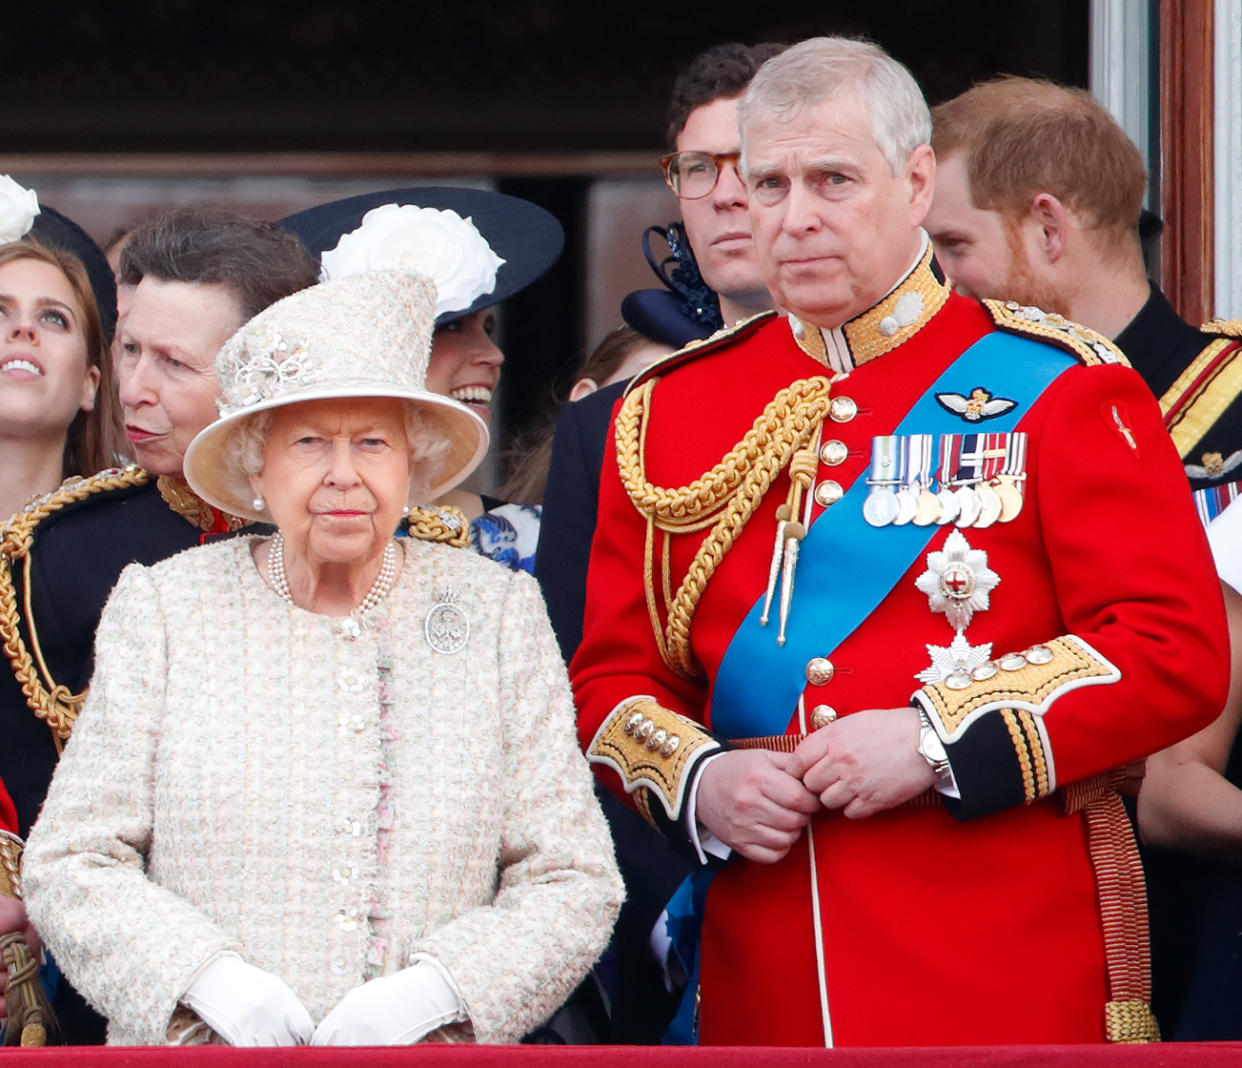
[227,402,452,507]
[738,37,931,176]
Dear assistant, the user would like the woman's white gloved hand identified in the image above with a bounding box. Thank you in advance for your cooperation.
[181,953,313,1046]
[312,960,466,1045]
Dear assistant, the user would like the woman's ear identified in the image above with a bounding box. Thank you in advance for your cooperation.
[569,377,600,402]
[79,365,100,412]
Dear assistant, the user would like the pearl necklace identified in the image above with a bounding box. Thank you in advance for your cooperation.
[266,533,399,621]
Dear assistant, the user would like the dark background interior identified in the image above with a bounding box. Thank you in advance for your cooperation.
[3,0,1089,468]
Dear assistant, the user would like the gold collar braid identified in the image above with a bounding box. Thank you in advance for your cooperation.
[615,376,835,678]
[0,466,151,747]
[156,476,248,534]
[791,241,950,370]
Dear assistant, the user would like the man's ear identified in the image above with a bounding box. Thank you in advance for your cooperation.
[1028,193,1070,263]
[906,144,936,225]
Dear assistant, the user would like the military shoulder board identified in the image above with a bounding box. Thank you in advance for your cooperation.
[0,464,152,744]
[625,310,779,395]
[1201,318,1242,339]
[982,299,1129,368]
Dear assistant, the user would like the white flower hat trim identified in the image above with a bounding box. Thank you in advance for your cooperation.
[320,203,505,319]
[0,176,40,244]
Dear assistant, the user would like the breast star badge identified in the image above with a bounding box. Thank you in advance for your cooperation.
[914,529,1000,632]
[915,632,995,686]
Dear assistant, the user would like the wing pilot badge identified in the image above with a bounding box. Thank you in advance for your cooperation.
[1186,450,1242,481]
[425,588,470,655]
[936,387,1017,423]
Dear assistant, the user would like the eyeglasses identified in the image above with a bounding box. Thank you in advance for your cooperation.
[658,151,743,200]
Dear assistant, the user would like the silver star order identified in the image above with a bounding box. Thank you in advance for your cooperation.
[914,529,1000,631]
[916,632,994,685]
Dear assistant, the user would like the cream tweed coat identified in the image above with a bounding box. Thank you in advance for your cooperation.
[24,536,622,1045]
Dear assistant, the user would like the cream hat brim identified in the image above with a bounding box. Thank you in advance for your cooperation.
[183,386,489,524]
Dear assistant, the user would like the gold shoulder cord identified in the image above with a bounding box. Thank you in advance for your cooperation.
[406,505,470,548]
[615,376,833,678]
[0,467,151,751]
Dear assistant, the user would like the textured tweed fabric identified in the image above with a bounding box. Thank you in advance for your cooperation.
[24,536,622,1046]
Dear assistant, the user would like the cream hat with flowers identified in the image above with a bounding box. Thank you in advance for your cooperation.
[183,269,488,522]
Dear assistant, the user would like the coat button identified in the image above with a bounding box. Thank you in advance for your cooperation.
[829,396,858,422]
[810,704,838,728]
[814,480,843,506]
[819,439,849,465]
[805,657,835,686]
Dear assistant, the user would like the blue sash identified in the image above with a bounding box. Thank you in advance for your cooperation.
[710,332,1075,739]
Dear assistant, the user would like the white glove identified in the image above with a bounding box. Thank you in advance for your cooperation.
[182,953,313,1046]
[311,959,466,1045]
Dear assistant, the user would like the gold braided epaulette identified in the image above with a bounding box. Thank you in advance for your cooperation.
[983,300,1130,367]
[0,465,151,745]
[405,505,469,548]
[1201,318,1242,339]
[624,311,779,396]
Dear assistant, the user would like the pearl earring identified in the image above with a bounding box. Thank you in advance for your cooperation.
[402,504,411,517]
[252,495,265,512]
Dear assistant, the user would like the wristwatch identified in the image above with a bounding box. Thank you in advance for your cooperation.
[916,710,951,780]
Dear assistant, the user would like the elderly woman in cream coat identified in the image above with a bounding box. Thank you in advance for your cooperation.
[22,267,622,1047]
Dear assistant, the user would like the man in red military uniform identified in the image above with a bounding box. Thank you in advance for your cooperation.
[572,37,1228,1047]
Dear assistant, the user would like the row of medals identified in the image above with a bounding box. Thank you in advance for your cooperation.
[863,475,1023,529]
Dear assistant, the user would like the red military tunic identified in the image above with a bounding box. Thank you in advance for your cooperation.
[573,251,1228,1047]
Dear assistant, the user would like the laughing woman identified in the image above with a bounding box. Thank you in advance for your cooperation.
[282,188,563,573]
[23,268,621,1047]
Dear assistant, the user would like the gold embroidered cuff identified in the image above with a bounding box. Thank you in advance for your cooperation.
[586,697,720,822]
[0,829,24,898]
[913,634,1120,741]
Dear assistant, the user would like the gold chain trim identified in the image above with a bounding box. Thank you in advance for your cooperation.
[615,377,834,678]
[0,829,22,897]
[406,506,469,548]
[1201,318,1242,339]
[156,475,248,533]
[0,466,151,744]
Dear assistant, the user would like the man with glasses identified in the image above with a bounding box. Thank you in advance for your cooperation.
[534,42,782,1045]
[625,43,784,345]
[574,36,1225,1046]
[539,41,783,662]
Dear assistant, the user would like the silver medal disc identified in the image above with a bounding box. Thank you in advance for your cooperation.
[954,486,981,527]
[892,488,918,526]
[934,489,960,525]
[863,489,899,527]
[974,482,1003,528]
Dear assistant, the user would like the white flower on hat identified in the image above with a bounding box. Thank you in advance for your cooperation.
[320,203,505,319]
[0,176,39,244]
